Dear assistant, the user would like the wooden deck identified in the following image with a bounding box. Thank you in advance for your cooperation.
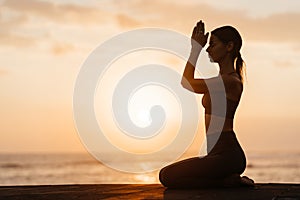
[0,183,299,200]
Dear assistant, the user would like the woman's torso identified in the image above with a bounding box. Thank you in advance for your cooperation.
[202,73,243,132]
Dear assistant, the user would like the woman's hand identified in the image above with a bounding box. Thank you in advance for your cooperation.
[191,20,209,51]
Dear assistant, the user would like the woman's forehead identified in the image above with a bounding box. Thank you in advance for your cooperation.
[209,35,227,45]
[209,35,219,42]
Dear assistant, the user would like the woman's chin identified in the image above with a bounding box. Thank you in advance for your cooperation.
[208,56,216,63]
[209,58,216,63]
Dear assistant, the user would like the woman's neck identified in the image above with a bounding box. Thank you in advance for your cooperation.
[218,57,235,75]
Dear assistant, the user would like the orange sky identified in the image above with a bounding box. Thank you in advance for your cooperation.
[0,0,300,154]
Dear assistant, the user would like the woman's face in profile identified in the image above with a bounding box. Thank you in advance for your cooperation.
[206,34,227,63]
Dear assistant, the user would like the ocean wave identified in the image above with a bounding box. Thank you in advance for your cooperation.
[0,163,23,169]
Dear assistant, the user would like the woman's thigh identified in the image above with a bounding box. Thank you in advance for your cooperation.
[159,155,228,184]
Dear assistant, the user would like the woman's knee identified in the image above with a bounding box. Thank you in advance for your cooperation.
[159,167,173,187]
[159,168,167,186]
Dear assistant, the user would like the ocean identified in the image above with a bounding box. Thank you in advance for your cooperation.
[0,151,299,186]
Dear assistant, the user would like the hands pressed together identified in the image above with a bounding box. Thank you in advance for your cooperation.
[191,20,209,51]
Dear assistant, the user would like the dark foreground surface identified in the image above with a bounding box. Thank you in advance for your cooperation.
[0,183,299,200]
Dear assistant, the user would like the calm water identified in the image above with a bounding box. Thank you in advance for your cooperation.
[0,151,299,186]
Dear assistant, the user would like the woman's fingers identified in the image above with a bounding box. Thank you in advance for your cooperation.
[192,26,197,34]
[191,20,208,48]
[193,20,205,35]
[196,20,205,33]
[193,20,205,36]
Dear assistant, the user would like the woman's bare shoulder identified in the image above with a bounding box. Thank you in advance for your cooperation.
[221,73,243,98]
[221,73,242,86]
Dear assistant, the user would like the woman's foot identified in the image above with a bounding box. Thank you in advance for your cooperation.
[223,174,255,187]
[240,176,255,186]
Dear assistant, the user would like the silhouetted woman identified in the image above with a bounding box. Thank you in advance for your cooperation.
[159,20,254,188]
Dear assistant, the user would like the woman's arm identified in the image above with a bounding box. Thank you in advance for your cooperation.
[181,20,209,94]
[182,59,242,94]
[181,49,209,93]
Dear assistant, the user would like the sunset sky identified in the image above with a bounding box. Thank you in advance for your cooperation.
[0,0,300,154]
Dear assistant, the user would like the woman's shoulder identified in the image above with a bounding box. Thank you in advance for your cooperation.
[221,73,242,86]
[221,73,243,97]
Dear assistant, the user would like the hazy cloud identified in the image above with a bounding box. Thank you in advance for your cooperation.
[292,45,300,52]
[0,0,299,49]
[116,13,141,28]
[239,13,300,43]
[273,60,296,68]
[51,42,76,55]
[0,32,36,47]
[114,0,300,43]
[0,69,8,76]
[0,0,113,47]
[0,5,34,47]
[2,0,112,25]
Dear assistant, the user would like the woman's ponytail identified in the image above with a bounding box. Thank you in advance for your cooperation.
[235,52,245,83]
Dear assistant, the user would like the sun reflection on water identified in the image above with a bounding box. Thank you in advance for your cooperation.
[133,174,158,183]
